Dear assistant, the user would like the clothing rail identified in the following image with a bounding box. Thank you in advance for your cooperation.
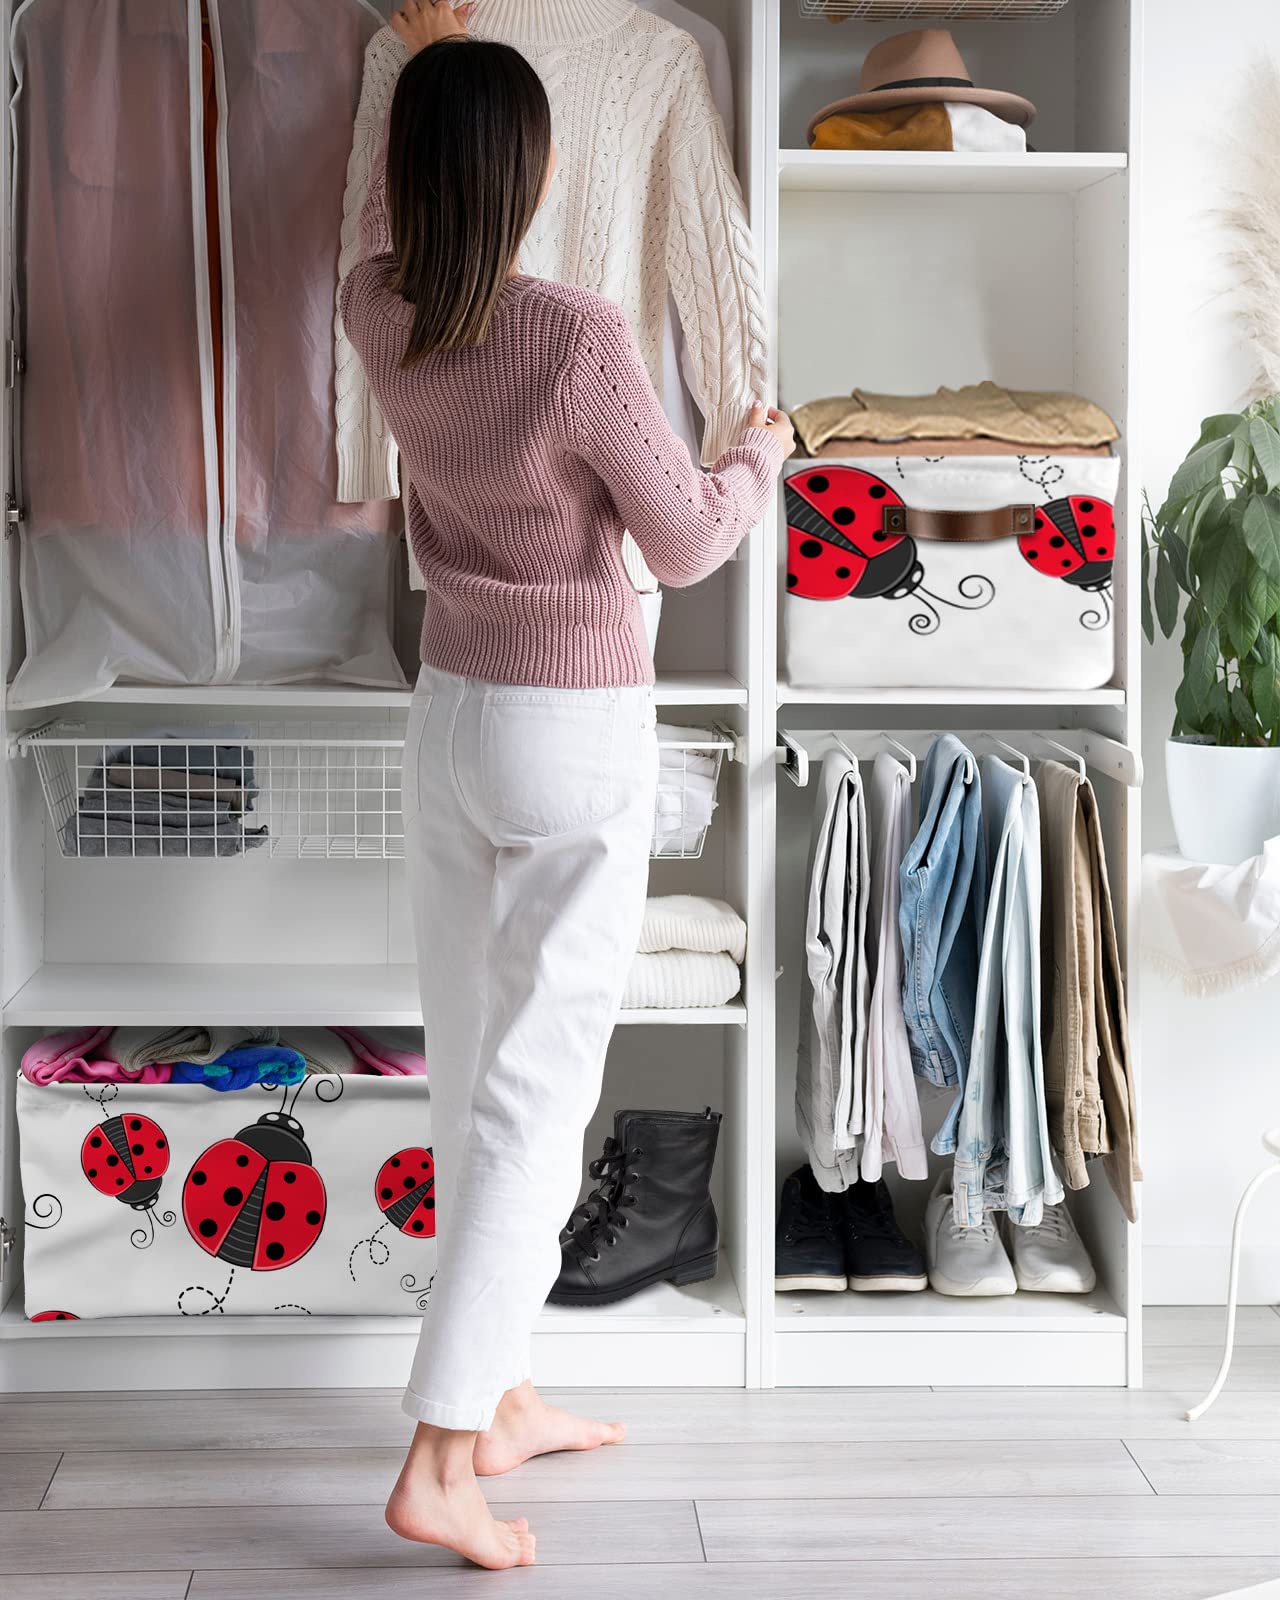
[774,727,1142,790]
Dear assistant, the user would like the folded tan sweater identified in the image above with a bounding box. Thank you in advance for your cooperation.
[793,382,1119,456]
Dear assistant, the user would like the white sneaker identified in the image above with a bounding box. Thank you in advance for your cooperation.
[1006,1203,1097,1293]
[924,1173,1017,1297]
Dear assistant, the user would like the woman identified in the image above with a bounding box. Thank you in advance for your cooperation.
[340,0,791,1569]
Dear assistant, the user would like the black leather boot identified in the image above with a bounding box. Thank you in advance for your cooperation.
[547,1108,721,1307]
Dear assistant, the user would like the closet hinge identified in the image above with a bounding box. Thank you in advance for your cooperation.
[5,495,22,535]
[6,340,22,387]
[0,1217,13,1287]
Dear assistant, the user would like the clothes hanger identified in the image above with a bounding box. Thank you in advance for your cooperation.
[976,731,1030,780]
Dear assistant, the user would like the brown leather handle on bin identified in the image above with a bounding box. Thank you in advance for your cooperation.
[883,504,1036,542]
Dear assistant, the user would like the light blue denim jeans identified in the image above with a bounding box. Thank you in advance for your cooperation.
[953,756,1064,1228]
[898,734,986,1157]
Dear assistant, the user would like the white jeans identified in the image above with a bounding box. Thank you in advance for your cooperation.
[400,664,658,1431]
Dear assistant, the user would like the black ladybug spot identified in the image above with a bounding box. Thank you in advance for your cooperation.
[236,1154,249,1168]
[869,485,887,499]
[1079,501,1094,512]
[130,1120,142,1131]
[1061,558,1072,568]
[404,1176,416,1190]
[116,1177,125,1187]
[132,1143,144,1156]
[55,1313,68,1320]
[807,474,829,493]
[223,1187,243,1207]
[90,1136,103,1149]
[87,1168,97,1179]
[381,1186,393,1200]
[265,1201,286,1222]
[833,507,854,525]
[412,1220,425,1233]
[306,1210,321,1226]
[144,1167,152,1175]
[799,539,822,559]
[265,1242,285,1262]
[191,1170,207,1186]
[1025,548,1040,561]
[156,1140,166,1150]
[786,573,797,588]
[836,567,851,579]
[283,1171,297,1184]
[1097,547,1109,557]
[873,531,888,543]
[106,1155,119,1168]
[390,1157,401,1168]
[1082,524,1096,538]
[1050,536,1065,548]
[199,1218,218,1237]
[1036,514,1046,526]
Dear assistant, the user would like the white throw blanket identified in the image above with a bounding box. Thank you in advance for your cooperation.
[1144,842,1280,996]
[623,951,742,1010]
[639,895,747,964]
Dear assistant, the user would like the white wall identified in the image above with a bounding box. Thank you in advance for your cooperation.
[1140,1,1280,1303]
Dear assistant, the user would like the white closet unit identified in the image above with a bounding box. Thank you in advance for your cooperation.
[0,0,1142,1394]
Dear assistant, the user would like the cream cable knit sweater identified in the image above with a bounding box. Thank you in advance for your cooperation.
[333,0,769,521]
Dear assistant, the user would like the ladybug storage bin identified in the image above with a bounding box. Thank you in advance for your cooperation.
[782,453,1121,691]
[17,1075,436,1318]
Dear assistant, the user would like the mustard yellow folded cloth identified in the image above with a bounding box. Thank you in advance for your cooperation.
[810,103,953,153]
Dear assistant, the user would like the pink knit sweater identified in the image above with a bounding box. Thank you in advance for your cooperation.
[338,173,784,688]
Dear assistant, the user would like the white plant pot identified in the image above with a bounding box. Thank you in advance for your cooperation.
[1166,737,1280,865]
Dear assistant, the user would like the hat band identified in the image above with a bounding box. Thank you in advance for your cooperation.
[871,75,975,92]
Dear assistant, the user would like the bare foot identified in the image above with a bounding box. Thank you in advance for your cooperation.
[385,1425,536,1570]
[473,1380,626,1476]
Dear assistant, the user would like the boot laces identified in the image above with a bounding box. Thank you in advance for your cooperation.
[562,1137,643,1265]
[853,1182,909,1245]
[783,1184,837,1245]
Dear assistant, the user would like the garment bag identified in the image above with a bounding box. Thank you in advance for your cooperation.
[10,0,222,703]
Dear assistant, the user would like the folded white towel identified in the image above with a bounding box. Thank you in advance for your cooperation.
[622,950,742,1009]
[657,721,716,746]
[658,749,720,780]
[639,896,747,963]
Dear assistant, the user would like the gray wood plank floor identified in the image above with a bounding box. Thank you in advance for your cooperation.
[0,1308,1277,1600]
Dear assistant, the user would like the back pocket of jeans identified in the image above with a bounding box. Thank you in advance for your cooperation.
[480,691,615,836]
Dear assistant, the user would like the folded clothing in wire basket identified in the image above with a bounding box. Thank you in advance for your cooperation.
[782,449,1120,691]
[18,1072,435,1319]
[652,724,729,859]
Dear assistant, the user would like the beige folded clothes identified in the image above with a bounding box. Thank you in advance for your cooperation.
[807,438,1115,461]
[109,1025,279,1070]
[792,383,1119,456]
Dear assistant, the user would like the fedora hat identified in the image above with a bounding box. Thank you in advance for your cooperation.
[806,29,1035,140]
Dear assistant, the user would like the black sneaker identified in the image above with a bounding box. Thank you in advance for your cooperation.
[837,1179,928,1292]
[775,1166,847,1291]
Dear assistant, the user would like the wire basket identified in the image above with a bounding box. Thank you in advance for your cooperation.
[20,721,736,864]
[797,1,1069,17]
[21,721,408,861]
[653,725,734,861]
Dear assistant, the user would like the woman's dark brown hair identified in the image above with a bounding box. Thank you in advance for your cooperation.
[386,38,552,362]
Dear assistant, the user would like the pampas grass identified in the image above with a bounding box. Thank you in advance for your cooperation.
[1224,58,1280,404]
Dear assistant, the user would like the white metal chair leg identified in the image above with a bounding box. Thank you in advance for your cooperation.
[1185,1132,1280,1422]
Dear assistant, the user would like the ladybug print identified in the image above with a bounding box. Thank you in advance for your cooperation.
[30,1310,78,1322]
[375,1148,436,1239]
[81,1114,169,1211]
[785,467,921,601]
[183,1110,326,1272]
[1019,495,1115,591]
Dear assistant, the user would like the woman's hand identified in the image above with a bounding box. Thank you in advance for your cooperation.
[746,402,796,460]
[392,0,472,55]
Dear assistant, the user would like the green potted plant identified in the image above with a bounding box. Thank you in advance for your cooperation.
[1144,397,1280,863]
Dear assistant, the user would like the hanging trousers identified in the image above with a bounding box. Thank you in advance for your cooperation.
[400,663,658,1431]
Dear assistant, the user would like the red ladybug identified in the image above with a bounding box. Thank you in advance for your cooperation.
[785,467,922,601]
[183,1109,326,1272]
[30,1310,78,1322]
[1019,495,1115,590]
[81,1114,169,1212]
[375,1147,436,1239]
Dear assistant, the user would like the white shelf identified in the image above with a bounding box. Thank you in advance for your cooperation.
[775,1285,1124,1334]
[777,683,1126,707]
[1,963,746,1028]
[0,1273,742,1342]
[12,671,748,712]
[779,150,1128,195]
